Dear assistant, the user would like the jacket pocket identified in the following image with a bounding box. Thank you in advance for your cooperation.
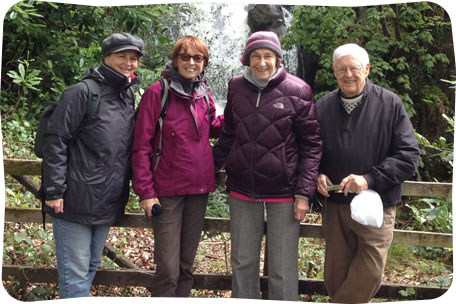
[68,166,107,185]
[280,145,290,184]
[225,142,238,173]
[157,130,176,172]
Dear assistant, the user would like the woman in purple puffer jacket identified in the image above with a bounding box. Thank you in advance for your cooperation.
[213,31,322,301]
[132,35,223,297]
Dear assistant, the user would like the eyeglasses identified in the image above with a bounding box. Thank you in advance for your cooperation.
[334,65,363,75]
[178,53,205,63]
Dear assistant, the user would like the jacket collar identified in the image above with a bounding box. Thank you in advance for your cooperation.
[93,61,141,88]
[162,61,210,99]
[243,66,286,91]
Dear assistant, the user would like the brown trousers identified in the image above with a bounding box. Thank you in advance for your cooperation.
[323,202,396,303]
[149,194,208,297]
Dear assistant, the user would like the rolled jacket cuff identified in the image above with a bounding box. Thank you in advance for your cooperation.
[364,173,376,189]
[45,193,64,201]
[139,193,158,201]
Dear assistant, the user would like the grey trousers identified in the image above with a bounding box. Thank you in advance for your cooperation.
[228,196,300,301]
[150,193,208,297]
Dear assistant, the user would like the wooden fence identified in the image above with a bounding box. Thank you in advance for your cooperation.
[2,158,453,300]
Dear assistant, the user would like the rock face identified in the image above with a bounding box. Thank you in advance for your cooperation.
[247,4,287,37]
[297,45,319,89]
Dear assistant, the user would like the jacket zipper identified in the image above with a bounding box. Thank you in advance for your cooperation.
[190,98,200,137]
[256,90,262,107]
[251,89,262,197]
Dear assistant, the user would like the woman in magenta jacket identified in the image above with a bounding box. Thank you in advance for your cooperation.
[132,35,223,297]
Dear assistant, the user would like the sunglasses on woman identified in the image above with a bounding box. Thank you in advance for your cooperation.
[178,53,205,63]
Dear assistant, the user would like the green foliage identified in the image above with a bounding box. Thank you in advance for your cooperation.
[415,83,454,180]
[399,287,417,299]
[405,197,452,233]
[2,52,43,159]
[308,295,330,303]
[1,109,38,159]
[6,54,43,97]
[125,190,143,214]
[4,281,57,301]
[3,223,55,267]
[282,3,453,117]
[298,238,325,279]
[4,177,40,208]
[387,243,452,290]
[1,1,189,142]
[206,185,229,218]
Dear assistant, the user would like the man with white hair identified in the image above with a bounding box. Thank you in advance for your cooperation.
[315,43,419,303]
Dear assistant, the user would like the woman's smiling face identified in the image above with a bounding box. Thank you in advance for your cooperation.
[249,48,278,81]
[104,50,140,78]
[176,46,205,80]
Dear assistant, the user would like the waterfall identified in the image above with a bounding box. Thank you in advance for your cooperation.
[172,2,249,114]
[171,3,297,115]
[282,7,297,77]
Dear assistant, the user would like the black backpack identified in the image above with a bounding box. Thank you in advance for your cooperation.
[34,78,101,158]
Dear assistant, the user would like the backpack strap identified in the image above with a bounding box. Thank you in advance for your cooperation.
[68,79,101,146]
[81,78,101,118]
[152,77,170,173]
[204,94,211,122]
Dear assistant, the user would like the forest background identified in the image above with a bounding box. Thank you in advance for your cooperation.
[0,0,455,301]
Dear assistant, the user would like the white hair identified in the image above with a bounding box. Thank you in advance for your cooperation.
[333,43,370,67]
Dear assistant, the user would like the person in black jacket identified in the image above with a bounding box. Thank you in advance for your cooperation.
[42,33,143,298]
[315,43,419,303]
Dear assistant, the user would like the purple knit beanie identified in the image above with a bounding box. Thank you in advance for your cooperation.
[240,31,283,66]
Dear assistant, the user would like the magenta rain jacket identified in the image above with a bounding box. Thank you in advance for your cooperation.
[132,74,224,200]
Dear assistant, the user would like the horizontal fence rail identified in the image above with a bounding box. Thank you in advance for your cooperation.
[2,158,453,300]
[3,158,453,198]
[2,265,448,300]
[3,208,453,249]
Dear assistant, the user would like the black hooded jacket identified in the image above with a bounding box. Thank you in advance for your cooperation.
[42,62,141,225]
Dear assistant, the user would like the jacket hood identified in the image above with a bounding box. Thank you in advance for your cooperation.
[162,60,210,98]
